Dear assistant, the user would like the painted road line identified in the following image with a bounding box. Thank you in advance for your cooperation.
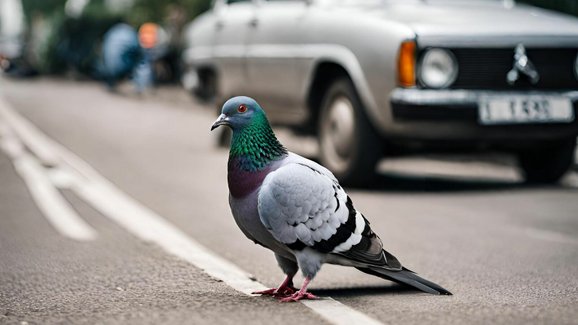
[301,299,384,325]
[0,97,60,167]
[54,123,384,325]
[0,98,384,325]
[13,153,98,241]
[0,124,97,241]
[74,175,271,295]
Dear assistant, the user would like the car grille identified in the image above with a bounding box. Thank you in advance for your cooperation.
[446,48,578,90]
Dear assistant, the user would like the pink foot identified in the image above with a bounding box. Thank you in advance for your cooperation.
[252,288,277,295]
[252,286,296,297]
[253,275,297,298]
[279,291,318,303]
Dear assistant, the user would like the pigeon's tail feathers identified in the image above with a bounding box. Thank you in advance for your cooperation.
[356,266,452,296]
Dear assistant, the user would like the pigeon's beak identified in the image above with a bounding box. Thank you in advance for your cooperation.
[211,114,230,131]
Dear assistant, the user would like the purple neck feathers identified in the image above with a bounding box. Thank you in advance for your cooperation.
[228,156,274,198]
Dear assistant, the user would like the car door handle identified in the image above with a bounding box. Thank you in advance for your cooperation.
[248,18,259,27]
[215,21,224,30]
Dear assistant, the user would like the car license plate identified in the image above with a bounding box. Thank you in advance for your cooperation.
[478,96,574,125]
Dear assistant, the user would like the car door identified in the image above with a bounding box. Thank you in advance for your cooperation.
[245,0,309,123]
[212,0,257,98]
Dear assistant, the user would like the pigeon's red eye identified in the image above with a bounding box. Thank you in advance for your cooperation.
[237,104,248,113]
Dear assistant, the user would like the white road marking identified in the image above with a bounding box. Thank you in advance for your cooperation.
[13,152,98,241]
[0,123,97,241]
[0,98,384,325]
[301,299,383,325]
[0,97,60,167]
[74,173,271,295]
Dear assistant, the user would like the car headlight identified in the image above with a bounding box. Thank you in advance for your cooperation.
[419,48,458,89]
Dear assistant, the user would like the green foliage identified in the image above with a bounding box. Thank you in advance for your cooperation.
[21,0,211,77]
[40,3,123,75]
[518,0,578,17]
[129,0,211,26]
[21,0,211,28]
[83,0,120,20]
[21,0,67,22]
[36,12,66,73]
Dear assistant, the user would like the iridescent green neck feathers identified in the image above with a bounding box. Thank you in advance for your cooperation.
[229,114,287,171]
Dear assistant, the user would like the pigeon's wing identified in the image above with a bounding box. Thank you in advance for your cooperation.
[257,161,401,270]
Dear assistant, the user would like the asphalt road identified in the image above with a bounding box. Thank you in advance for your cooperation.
[1,77,577,325]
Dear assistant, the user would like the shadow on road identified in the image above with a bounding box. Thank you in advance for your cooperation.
[359,172,520,192]
[346,172,578,193]
[311,284,419,298]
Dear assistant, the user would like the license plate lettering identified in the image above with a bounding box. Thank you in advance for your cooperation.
[479,96,573,125]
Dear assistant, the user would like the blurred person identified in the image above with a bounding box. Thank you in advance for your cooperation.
[138,22,172,84]
[101,23,146,92]
[134,22,161,92]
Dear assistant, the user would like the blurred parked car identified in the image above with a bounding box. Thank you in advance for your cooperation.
[0,0,25,74]
[182,0,578,184]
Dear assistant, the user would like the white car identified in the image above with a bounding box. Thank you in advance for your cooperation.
[0,0,25,66]
[182,0,578,184]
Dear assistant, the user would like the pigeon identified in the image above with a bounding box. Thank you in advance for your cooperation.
[211,96,452,302]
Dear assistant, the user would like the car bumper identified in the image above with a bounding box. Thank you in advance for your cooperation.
[388,88,578,141]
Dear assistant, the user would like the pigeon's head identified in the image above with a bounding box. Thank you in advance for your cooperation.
[211,96,266,131]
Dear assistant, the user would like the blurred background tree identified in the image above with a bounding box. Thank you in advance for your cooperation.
[18,0,211,77]
[21,0,211,25]
[129,0,211,26]
[518,0,578,17]
[21,0,67,23]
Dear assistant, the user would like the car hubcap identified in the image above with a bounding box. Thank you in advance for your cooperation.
[321,95,356,173]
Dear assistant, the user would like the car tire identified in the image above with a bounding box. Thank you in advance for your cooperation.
[517,137,576,184]
[217,127,232,148]
[318,78,381,185]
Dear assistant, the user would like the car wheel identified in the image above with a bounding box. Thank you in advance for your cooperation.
[517,137,576,184]
[214,101,231,148]
[318,78,381,185]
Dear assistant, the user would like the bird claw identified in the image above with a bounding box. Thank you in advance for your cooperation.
[252,288,277,295]
[252,286,296,298]
[279,291,318,303]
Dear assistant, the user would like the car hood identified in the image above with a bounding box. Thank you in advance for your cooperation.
[357,1,578,45]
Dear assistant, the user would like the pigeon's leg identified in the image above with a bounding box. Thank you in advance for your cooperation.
[279,250,322,302]
[279,276,318,302]
[253,254,299,297]
[252,274,296,297]
[252,253,299,297]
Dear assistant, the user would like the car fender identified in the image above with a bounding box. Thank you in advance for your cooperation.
[304,44,379,128]
[302,24,415,136]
